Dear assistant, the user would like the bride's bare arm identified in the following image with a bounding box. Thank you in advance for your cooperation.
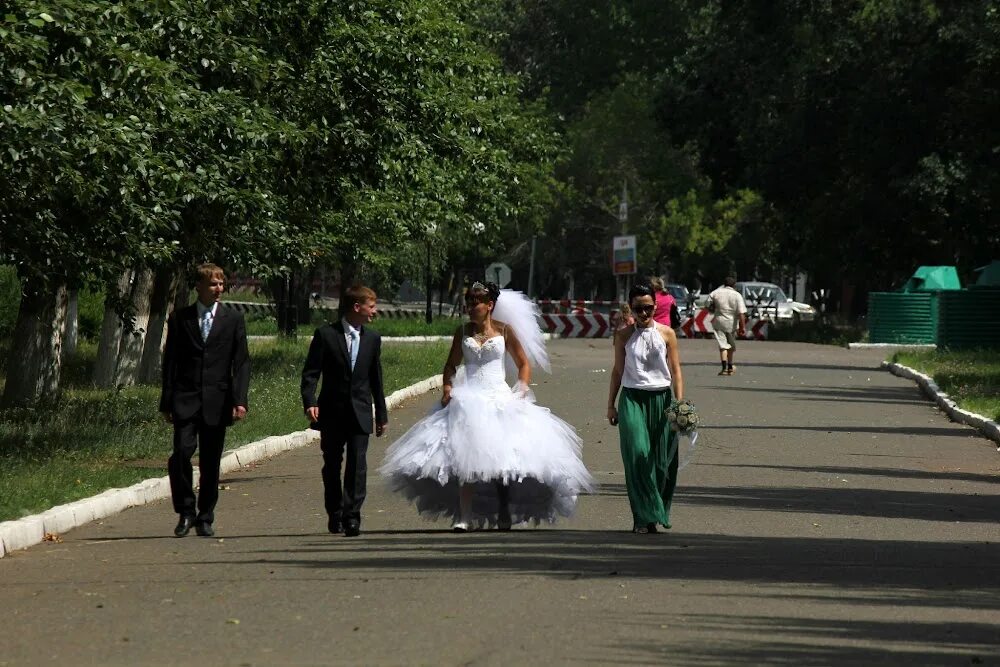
[441,324,466,405]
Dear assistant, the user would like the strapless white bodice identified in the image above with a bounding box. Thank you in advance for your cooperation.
[461,335,508,388]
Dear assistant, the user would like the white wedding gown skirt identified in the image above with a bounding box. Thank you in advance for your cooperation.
[379,335,594,525]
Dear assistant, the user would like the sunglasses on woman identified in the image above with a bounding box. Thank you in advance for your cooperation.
[632,304,655,315]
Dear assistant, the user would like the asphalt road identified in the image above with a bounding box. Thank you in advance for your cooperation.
[1,339,998,666]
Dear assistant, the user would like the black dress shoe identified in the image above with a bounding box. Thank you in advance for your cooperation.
[195,521,215,537]
[344,519,361,537]
[328,517,343,534]
[174,516,195,537]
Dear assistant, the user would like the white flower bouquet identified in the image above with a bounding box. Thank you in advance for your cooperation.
[665,398,700,435]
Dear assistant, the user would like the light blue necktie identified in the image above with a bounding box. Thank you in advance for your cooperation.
[349,329,359,370]
[200,309,213,342]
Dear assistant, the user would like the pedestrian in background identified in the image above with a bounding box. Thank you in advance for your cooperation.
[609,303,635,338]
[650,277,680,329]
[707,275,747,376]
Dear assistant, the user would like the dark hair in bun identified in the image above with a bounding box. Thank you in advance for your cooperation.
[469,280,501,304]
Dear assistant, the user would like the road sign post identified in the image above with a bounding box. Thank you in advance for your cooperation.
[485,262,512,288]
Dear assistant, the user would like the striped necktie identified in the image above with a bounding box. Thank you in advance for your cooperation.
[200,309,213,341]
[349,329,359,370]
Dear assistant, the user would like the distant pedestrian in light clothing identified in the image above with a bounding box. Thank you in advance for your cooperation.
[707,276,747,376]
[160,263,250,538]
[301,284,388,538]
[609,303,635,339]
[607,283,685,533]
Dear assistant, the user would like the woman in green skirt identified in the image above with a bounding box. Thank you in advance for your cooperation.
[607,283,685,533]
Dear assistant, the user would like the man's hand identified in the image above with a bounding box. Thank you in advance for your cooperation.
[607,407,618,426]
[232,406,248,421]
[161,411,173,424]
[305,406,320,422]
[376,422,388,437]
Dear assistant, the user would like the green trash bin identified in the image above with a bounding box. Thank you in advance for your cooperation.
[901,266,962,292]
[868,266,961,344]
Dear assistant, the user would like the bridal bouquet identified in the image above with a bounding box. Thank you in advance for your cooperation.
[665,398,699,435]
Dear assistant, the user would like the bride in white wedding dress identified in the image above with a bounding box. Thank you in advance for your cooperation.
[379,281,594,531]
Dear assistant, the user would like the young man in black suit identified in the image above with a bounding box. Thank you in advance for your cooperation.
[160,263,250,537]
[301,284,388,537]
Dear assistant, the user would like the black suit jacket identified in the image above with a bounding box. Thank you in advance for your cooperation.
[300,321,387,434]
[159,303,250,427]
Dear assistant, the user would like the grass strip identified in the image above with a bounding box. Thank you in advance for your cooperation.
[890,348,1000,421]
[0,338,449,521]
[245,312,461,337]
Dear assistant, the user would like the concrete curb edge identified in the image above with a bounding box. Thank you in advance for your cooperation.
[0,374,444,559]
[882,361,1000,449]
[849,343,937,350]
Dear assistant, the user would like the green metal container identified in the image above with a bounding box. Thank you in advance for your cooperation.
[867,292,939,344]
[902,266,962,292]
[937,288,1000,349]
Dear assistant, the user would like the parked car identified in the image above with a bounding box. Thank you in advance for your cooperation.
[665,283,696,317]
[734,281,816,323]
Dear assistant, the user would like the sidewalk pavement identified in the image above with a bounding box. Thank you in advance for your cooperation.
[1,340,997,666]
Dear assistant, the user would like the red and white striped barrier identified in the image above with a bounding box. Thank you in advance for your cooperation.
[538,308,768,339]
[679,309,768,340]
[540,313,611,338]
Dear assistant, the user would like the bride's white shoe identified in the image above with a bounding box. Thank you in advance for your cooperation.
[452,520,469,532]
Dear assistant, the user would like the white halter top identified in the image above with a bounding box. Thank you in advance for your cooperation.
[622,325,672,390]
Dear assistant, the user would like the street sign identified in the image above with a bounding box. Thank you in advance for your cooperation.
[485,262,512,288]
[612,235,637,275]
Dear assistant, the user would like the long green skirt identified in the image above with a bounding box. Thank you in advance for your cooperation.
[617,386,678,527]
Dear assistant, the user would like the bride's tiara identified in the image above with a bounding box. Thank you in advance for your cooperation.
[471,281,486,290]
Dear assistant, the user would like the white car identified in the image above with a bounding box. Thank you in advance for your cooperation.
[735,281,816,323]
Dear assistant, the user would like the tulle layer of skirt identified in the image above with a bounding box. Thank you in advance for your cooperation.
[379,382,594,525]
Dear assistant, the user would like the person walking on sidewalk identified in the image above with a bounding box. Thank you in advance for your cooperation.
[707,275,747,376]
[301,284,388,538]
[160,263,250,538]
[607,283,685,533]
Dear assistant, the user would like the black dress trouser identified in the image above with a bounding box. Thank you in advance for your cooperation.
[168,417,226,524]
[320,411,369,522]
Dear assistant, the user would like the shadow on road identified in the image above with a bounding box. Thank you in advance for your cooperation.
[697,463,1000,486]
[191,530,1000,617]
[706,424,975,438]
[687,361,884,372]
[612,613,1000,666]
[677,484,999,523]
[710,384,926,406]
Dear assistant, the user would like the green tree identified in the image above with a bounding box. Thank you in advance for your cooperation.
[659,0,1000,307]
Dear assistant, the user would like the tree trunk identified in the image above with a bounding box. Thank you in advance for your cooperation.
[114,268,156,386]
[62,289,79,360]
[1,283,69,408]
[93,269,134,388]
[296,269,313,325]
[138,268,181,384]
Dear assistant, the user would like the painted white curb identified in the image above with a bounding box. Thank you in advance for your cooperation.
[850,343,937,350]
[0,374,444,558]
[883,361,1000,449]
